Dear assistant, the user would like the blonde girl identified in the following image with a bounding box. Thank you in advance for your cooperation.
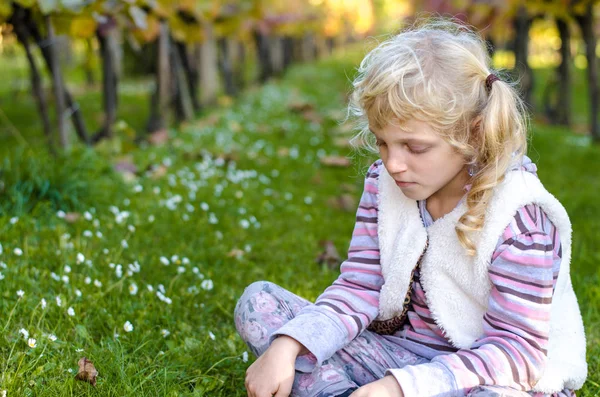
[234,17,587,397]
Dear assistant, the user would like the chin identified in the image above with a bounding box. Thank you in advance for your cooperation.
[398,187,428,201]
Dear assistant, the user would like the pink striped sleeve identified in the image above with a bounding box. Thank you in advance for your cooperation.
[270,160,384,366]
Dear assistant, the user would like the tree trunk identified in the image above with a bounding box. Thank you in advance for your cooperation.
[171,38,194,122]
[512,5,534,110]
[199,24,219,106]
[556,17,571,126]
[10,8,54,153]
[46,16,68,149]
[254,30,272,83]
[575,5,599,141]
[93,24,119,143]
[147,20,171,133]
[283,36,294,69]
[232,40,246,91]
[269,35,284,75]
[22,7,90,144]
[176,41,200,112]
[217,37,236,96]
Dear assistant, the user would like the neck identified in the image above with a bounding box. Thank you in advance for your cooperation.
[426,167,470,221]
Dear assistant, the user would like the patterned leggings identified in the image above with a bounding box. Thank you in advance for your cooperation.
[234,281,576,397]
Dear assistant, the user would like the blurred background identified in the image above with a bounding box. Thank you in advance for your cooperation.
[0,1,599,396]
[0,0,598,155]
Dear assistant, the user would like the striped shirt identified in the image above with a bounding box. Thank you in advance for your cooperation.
[273,158,575,396]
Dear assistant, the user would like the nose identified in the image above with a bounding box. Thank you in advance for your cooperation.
[385,148,408,175]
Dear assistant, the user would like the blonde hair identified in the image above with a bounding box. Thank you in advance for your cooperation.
[347,17,529,256]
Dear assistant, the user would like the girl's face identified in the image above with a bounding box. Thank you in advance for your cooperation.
[370,119,469,202]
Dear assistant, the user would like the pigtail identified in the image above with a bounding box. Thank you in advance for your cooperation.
[456,73,529,256]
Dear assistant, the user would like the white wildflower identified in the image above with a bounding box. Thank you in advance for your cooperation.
[40,298,47,309]
[127,225,136,233]
[10,217,18,225]
[61,275,69,284]
[0,272,4,280]
[84,276,91,284]
[64,265,71,273]
[123,321,133,332]
[83,230,93,238]
[16,289,24,298]
[201,279,213,291]
[129,283,138,295]
[161,329,170,338]
[177,266,185,274]
[242,351,249,362]
[148,215,155,223]
[13,248,23,256]
[67,307,75,317]
[159,256,170,266]
[56,296,63,307]
[27,338,36,348]
[182,257,190,265]
[200,202,209,211]
[84,211,93,221]
[121,239,128,249]
[93,279,102,288]
[57,210,66,218]
[208,331,216,340]
[76,253,85,264]
[19,328,29,339]
[147,285,154,292]
[51,272,60,281]
[75,289,82,297]
[239,219,250,229]
[133,184,143,193]
[47,334,57,342]
[115,265,123,278]
[96,231,103,238]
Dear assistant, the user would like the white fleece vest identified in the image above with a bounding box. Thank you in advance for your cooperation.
[376,165,587,393]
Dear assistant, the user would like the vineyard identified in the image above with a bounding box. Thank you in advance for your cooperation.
[0,1,599,396]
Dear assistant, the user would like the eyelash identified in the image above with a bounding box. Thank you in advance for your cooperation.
[375,141,428,154]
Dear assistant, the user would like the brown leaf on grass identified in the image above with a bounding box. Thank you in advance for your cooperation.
[320,156,351,167]
[148,164,168,179]
[339,183,358,193]
[75,357,98,387]
[227,248,245,259]
[327,194,357,212]
[64,212,81,223]
[288,102,323,124]
[114,159,138,174]
[333,137,351,148]
[148,129,169,146]
[315,240,341,270]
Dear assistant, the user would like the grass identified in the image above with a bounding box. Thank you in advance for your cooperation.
[0,43,599,396]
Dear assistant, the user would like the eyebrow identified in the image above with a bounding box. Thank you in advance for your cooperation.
[368,128,433,145]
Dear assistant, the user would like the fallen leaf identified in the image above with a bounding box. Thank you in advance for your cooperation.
[315,240,341,270]
[339,183,358,193]
[114,159,137,174]
[75,357,98,387]
[320,156,351,167]
[64,212,81,223]
[148,129,169,146]
[327,194,357,212]
[227,248,245,259]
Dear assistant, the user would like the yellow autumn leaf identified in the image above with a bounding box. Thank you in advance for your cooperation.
[70,16,97,39]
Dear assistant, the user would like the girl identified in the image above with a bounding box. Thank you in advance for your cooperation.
[234,18,588,397]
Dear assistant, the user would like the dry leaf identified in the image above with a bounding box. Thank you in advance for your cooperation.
[114,159,138,174]
[333,137,351,148]
[227,248,245,259]
[148,129,169,146]
[340,183,357,193]
[315,240,341,270]
[148,164,168,179]
[320,156,351,167]
[64,212,81,223]
[75,357,98,387]
[327,194,357,212]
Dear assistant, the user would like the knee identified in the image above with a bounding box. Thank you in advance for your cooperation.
[233,280,276,320]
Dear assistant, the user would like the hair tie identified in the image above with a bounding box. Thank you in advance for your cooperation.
[485,73,500,93]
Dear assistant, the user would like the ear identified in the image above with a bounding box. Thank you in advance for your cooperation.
[469,116,483,147]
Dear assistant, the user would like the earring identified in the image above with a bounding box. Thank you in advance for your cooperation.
[468,164,478,177]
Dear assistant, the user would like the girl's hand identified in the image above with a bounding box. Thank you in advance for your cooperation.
[245,335,304,397]
[350,375,404,397]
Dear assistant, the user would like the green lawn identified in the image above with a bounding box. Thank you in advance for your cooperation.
[0,45,598,396]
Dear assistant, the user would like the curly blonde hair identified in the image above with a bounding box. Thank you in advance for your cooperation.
[346,17,529,256]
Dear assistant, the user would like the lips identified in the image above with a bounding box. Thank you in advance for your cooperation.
[395,180,415,187]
